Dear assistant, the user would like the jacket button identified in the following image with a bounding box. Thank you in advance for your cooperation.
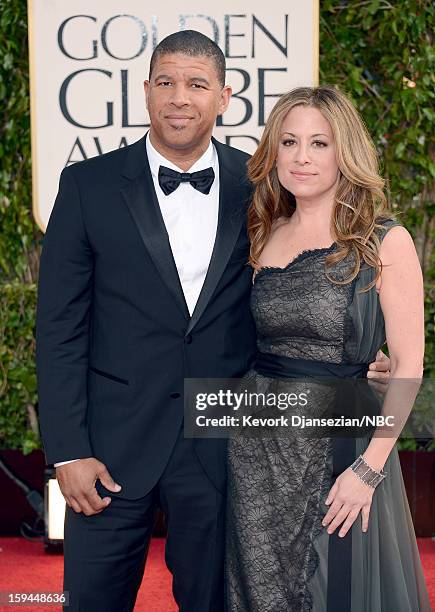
[184,334,192,344]
[170,392,181,399]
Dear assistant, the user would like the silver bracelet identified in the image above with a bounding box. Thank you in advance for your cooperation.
[350,455,386,489]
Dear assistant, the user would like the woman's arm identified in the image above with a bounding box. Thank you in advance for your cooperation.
[322,226,425,537]
[362,225,425,470]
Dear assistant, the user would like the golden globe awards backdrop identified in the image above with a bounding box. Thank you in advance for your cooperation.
[28,1,319,231]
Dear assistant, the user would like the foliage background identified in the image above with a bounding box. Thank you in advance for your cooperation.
[0,0,433,452]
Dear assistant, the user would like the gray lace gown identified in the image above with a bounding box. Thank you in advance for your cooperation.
[226,220,431,612]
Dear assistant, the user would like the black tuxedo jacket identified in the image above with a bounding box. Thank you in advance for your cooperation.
[36,136,257,498]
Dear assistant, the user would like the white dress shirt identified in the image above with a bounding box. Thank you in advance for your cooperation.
[55,135,220,467]
[146,134,219,314]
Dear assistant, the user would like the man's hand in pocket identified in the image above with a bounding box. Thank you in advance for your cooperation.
[56,458,122,516]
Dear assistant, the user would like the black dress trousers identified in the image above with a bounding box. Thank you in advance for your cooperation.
[63,429,225,612]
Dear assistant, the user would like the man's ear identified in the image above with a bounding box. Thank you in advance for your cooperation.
[219,85,232,116]
[143,80,150,108]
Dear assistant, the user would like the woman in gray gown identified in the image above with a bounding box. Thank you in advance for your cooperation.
[225,86,431,611]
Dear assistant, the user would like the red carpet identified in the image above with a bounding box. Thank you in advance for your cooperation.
[0,538,176,612]
[0,537,433,611]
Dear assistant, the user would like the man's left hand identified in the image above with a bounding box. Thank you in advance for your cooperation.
[367,349,390,392]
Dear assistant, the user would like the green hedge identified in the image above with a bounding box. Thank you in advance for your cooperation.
[0,282,39,452]
[0,0,433,452]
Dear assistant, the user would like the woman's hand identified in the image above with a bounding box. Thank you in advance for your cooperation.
[322,468,374,537]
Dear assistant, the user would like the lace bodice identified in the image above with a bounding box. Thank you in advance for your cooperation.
[251,220,400,365]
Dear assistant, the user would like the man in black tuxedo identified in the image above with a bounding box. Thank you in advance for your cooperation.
[36,30,389,612]
[37,30,255,612]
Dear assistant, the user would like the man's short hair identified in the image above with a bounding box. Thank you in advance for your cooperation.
[149,30,226,87]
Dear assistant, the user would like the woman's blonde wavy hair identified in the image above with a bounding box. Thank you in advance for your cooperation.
[248,86,396,290]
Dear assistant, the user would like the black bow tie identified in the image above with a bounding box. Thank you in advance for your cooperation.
[158,165,215,196]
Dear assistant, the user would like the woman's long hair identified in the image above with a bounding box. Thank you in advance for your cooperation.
[247,86,396,289]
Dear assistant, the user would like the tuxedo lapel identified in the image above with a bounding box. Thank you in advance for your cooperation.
[186,138,249,335]
[120,137,190,321]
